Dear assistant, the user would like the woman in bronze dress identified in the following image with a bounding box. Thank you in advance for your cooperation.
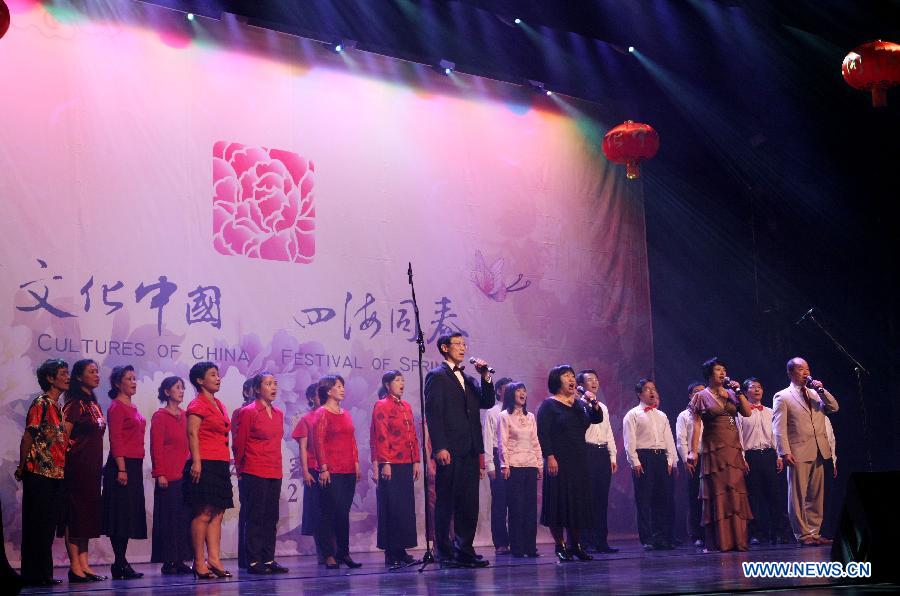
[686,357,753,552]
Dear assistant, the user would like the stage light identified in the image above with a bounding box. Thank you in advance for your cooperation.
[527,79,549,96]
[438,59,455,75]
[514,18,522,24]
[332,39,357,54]
[334,43,343,53]
[187,13,194,21]
[546,90,553,96]
[628,46,635,53]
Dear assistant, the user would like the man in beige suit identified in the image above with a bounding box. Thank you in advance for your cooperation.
[772,357,839,546]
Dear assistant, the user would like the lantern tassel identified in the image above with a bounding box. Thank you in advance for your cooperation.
[626,161,641,179]
[871,87,888,108]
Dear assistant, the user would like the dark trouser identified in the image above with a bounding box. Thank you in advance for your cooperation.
[583,445,612,549]
[506,467,538,556]
[376,463,417,555]
[320,473,356,559]
[746,448,784,541]
[21,472,63,582]
[633,450,670,546]
[151,478,192,563]
[243,474,282,565]
[821,458,835,539]
[686,467,703,541]
[434,451,480,560]
[237,477,247,568]
[489,449,510,549]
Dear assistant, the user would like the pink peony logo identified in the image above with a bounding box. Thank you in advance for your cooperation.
[212,141,315,263]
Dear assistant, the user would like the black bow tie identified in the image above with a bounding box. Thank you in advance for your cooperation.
[452,365,465,373]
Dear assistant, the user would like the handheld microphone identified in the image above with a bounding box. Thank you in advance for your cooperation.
[576,386,598,406]
[794,307,815,325]
[723,376,743,396]
[468,357,495,374]
[805,376,826,395]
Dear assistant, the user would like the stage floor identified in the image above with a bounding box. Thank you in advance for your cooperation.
[20,542,895,595]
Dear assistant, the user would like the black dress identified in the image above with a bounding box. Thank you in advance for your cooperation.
[536,397,602,528]
[61,397,105,539]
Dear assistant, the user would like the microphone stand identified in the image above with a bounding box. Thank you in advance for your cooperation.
[803,311,872,472]
[401,262,437,573]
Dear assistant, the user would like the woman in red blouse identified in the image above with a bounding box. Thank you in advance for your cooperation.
[314,374,361,569]
[150,376,192,574]
[183,361,233,579]
[61,359,107,583]
[233,372,288,574]
[370,370,420,566]
[101,365,147,580]
[291,382,327,563]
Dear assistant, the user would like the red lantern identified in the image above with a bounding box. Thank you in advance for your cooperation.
[1,1,10,41]
[842,40,900,108]
[601,120,659,180]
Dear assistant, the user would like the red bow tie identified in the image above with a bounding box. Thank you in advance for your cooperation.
[750,404,764,411]
[643,405,657,413]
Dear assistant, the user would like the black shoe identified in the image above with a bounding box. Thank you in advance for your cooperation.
[193,567,216,580]
[85,570,108,581]
[398,552,416,564]
[111,562,143,580]
[266,561,289,574]
[512,553,526,558]
[340,556,362,569]
[161,562,177,575]
[207,563,232,578]
[175,562,194,574]
[68,570,94,583]
[461,557,489,568]
[247,563,272,575]
[750,537,761,545]
[653,542,675,551]
[642,543,655,551]
[25,577,63,586]
[595,545,619,553]
[569,544,594,561]
[554,544,573,561]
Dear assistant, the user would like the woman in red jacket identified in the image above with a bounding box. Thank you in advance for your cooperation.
[370,370,420,566]
[101,365,147,580]
[183,361,232,579]
[150,376,192,574]
[233,372,288,574]
[314,375,361,569]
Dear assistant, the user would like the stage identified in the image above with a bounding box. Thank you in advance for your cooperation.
[19,542,891,595]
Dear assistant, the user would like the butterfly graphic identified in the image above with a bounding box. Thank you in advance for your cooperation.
[470,251,531,302]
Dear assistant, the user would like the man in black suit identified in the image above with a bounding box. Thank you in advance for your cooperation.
[425,332,494,567]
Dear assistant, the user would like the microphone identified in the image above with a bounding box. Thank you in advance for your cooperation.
[794,307,815,325]
[577,386,599,406]
[805,376,826,395]
[468,357,495,374]
[723,376,743,396]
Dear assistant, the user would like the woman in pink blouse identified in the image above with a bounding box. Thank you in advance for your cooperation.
[150,376,192,574]
[101,365,147,580]
[497,382,543,558]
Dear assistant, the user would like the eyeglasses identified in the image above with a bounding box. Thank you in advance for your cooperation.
[449,342,468,348]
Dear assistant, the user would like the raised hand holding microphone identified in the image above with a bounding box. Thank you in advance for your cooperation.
[804,376,826,395]
[467,357,495,377]
[576,385,601,410]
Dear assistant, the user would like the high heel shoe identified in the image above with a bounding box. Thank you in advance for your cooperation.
[340,556,362,569]
[68,570,94,584]
[569,544,593,561]
[207,563,232,578]
[554,543,573,562]
[192,567,216,580]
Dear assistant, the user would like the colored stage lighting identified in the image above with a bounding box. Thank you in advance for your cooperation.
[514,18,522,24]
[628,46,635,53]
[439,59,455,75]
[187,13,195,21]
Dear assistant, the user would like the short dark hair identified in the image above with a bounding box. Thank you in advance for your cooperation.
[305,382,319,409]
[436,332,464,357]
[378,370,402,398]
[65,359,99,404]
[576,369,598,385]
[251,371,275,396]
[501,382,527,414]
[687,380,705,397]
[242,378,254,404]
[317,374,345,403]
[107,365,135,400]
[157,376,184,404]
[495,377,513,400]
[547,364,576,395]
[36,359,67,392]
[742,377,762,392]
[634,378,654,395]
[701,357,727,382]
[189,361,218,392]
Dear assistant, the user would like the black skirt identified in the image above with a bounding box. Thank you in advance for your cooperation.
[182,460,234,510]
[151,478,193,562]
[301,469,321,535]
[101,456,148,539]
[540,457,594,529]
[376,463,417,551]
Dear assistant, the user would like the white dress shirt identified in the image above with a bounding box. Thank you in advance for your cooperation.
[735,405,777,451]
[675,408,702,463]
[481,401,502,472]
[622,404,677,468]
[824,416,837,465]
[444,359,466,390]
[584,400,617,465]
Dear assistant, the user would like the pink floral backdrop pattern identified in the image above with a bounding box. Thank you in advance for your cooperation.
[0,0,652,565]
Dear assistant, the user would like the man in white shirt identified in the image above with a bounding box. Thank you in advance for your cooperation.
[577,369,619,554]
[736,377,788,545]
[772,357,839,547]
[675,381,705,547]
[622,379,677,550]
[481,377,512,555]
